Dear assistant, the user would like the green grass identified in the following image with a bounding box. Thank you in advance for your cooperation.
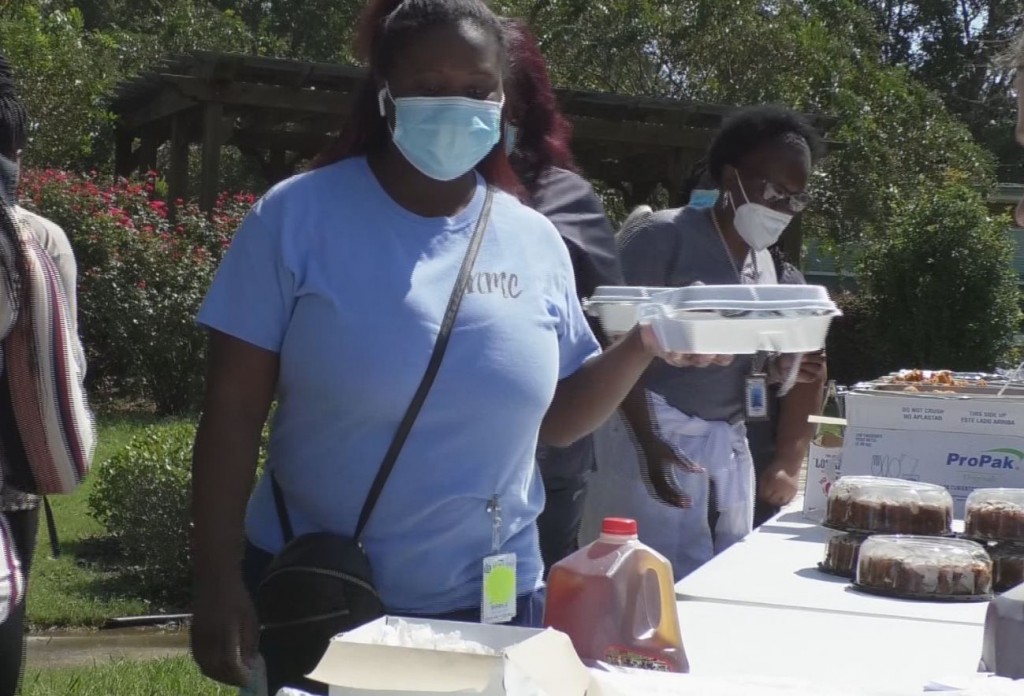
[22,656,233,695]
[27,410,193,629]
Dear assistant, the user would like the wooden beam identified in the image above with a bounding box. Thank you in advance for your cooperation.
[200,103,224,212]
[137,132,160,174]
[267,148,287,181]
[119,88,196,130]
[188,50,366,88]
[665,149,689,208]
[571,118,716,151]
[114,126,134,178]
[560,94,726,129]
[168,114,190,211]
[230,128,331,156]
[582,156,666,192]
[165,75,352,116]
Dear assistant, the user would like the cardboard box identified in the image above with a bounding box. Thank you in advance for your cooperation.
[840,391,1024,516]
[306,617,592,696]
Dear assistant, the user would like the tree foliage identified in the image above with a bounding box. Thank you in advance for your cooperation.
[0,5,120,168]
[497,0,999,252]
[1,0,1020,381]
[0,0,1017,251]
[858,176,1021,370]
[859,0,1024,179]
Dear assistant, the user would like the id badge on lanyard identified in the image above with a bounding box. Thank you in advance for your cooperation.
[482,496,517,624]
[739,252,770,421]
[745,353,770,422]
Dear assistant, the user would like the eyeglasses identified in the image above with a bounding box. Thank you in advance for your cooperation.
[760,179,811,214]
[745,176,812,214]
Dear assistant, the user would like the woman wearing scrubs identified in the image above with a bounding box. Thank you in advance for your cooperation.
[584,106,828,578]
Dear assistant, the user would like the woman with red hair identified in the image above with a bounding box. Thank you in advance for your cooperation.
[190,0,679,692]
[502,20,625,572]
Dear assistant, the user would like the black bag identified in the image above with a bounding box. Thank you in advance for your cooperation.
[255,188,494,694]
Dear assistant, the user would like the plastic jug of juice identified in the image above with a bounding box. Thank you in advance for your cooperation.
[544,517,688,673]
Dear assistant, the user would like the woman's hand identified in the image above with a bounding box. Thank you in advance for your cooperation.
[758,461,801,508]
[638,433,703,508]
[191,574,260,687]
[190,332,277,687]
[639,323,735,369]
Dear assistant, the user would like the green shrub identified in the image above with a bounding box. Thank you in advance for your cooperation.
[825,291,893,387]
[20,169,254,413]
[89,421,269,604]
[1001,344,1024,372]
[857,179,1022,372]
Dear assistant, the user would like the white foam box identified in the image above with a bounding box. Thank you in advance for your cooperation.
[306,616,592,696]
[840,390,1024,516]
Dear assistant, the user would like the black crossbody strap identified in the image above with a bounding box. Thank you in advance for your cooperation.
[271,473,294,542]
[354,187,494,539]
[271,188,495,545]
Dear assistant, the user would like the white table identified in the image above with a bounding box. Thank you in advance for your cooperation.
[674,600,984,694]
[675,507,989,626]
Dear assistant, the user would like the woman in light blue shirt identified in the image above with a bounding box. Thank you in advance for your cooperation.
[189,0,681,690]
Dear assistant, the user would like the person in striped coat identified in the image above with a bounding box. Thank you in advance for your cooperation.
[0,53,87,696]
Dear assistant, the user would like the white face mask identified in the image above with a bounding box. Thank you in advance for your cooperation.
[731,176,792,251]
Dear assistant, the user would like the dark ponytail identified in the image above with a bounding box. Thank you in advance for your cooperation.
[310,0,521,195]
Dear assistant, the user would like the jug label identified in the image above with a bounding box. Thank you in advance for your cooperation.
[605,646,673,672]
[481,553,517,624]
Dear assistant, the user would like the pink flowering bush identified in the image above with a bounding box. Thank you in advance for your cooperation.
[19,169,255,413]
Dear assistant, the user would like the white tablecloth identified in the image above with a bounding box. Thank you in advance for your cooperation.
[662,499,1007,692]
[675,507,989,626]
[674,599,983,693]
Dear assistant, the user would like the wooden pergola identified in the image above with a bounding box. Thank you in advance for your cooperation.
[109,51,833,255]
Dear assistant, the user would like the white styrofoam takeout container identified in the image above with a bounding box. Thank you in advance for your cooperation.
[584,285,841,355]
[582,287,668,338]
[306,616,591,696]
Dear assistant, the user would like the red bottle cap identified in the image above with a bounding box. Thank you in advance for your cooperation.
[602,518,638,536]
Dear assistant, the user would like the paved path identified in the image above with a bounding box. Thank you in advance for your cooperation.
[26,630,189,669]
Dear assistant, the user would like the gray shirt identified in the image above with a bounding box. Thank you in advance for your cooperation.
[618,206,777,424]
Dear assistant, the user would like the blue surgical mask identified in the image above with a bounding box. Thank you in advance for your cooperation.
[378,84,503,181]
[504,123,519,155]
[688,188,719,209]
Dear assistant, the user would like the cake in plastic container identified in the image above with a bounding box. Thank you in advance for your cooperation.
[965,489,1024,542]
[820,532,866,578]
[825,476,953,535]
[990,543,1024,593]
[855,535,992,599]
